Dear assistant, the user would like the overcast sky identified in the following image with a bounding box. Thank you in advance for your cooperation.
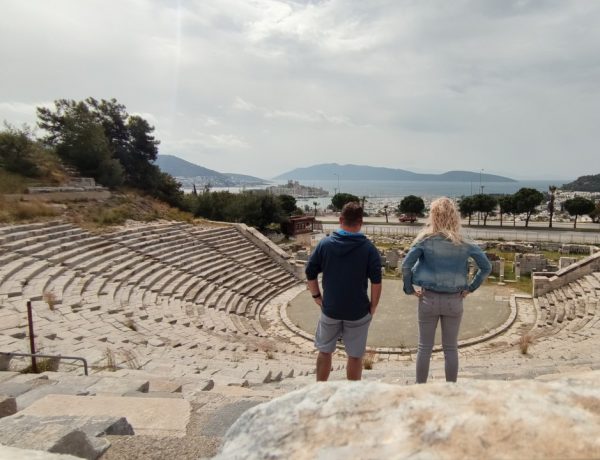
[1,0,600,180]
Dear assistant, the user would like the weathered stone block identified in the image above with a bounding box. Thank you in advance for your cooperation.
[0,414,133,460]
[21,395,190,437]
[0,353,12,371]
[0,444,81,459]
[0,395,17,418]
[16,381,91,410]
[85,377,149,396]
[216,372,600,460]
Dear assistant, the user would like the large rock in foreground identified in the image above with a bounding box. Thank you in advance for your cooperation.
[217,372,600,459]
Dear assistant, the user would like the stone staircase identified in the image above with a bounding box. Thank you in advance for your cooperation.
[0,360,348,459]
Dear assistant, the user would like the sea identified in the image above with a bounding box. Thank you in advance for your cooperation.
[197,179,567,209]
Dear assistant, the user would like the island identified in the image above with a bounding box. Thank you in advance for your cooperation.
[267,180,329,198]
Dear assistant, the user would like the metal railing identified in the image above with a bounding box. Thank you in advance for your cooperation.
[1,300,90,376]
[0,351,89,376]
[322,224,600,244]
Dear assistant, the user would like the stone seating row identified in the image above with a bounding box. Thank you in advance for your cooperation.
[1,220,299,313]
[532,272,600,340]
[0,221,310,379]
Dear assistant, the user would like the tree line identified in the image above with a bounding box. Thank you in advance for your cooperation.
[1,98,183,207]
[327,190,598,229]
[458,188,598,229]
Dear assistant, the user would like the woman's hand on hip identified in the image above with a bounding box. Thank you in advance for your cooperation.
[460,290,470,298]
[413,289,424,298]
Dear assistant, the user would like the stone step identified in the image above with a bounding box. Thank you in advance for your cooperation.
[20,394,191,437]
[0,413,133,459]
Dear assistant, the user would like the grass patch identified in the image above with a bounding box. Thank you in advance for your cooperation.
[93,205,131,226]
[68,189,196,230]
[0,197,61,223]
[539,250,588,262]
[0,169,31,194]
[486,275,531,293]
[20,357,60,374]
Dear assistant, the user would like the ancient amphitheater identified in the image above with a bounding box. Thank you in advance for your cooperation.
[1,220,600,458]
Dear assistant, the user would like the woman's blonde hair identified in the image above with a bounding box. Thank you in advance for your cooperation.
[415,197,464,244]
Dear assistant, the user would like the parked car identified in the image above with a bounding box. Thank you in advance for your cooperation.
[398,214,417,223]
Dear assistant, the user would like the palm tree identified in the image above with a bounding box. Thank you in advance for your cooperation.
[313,201,318,217]
[383,205,389,223]
[548,185,557,228]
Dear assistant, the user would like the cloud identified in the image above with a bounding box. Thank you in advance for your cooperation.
[232,97,256,112]
[165,132,249,151]
[1,0,600,178]
[233,96,359,127]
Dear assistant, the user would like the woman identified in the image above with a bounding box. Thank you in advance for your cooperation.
[402,197,492,383]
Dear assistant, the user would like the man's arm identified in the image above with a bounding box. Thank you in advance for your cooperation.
[307,278,322,307]
[305,243,323,307]
[370,282,382,315]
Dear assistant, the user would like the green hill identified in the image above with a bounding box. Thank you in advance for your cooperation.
[156,155,267,186]
[562,174,600,192]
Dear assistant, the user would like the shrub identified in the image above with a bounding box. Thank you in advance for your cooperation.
[363,350,376,370]
[258,339,276,360]
[519,333,534,355]
[120,349,140,370]
[42,291,58,311]
[103,348,117,371]
[0,124,41,177]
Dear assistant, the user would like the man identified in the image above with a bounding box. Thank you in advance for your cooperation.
[305,201,382,381]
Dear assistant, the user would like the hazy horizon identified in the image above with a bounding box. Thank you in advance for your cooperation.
[2,1,600,179]
[160,154,572,182]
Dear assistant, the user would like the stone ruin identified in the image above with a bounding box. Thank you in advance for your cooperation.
[559,256,578,270]
[216,372,600,460]
[2,221,600,459]
[514,253,551,275]
[560,244,598,255]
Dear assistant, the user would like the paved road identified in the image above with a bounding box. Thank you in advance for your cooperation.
[321,215,599,231]
[321,222,600,244]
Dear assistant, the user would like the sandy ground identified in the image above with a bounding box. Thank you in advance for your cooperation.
[287,280,512,348]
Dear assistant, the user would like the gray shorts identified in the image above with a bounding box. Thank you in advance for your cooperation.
[314,312,372,358]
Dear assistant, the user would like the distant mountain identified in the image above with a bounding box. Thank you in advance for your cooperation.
[156,155,223,179]
[223,173,267,185]
[155,155,268,187]
[562,174,600,192]
[273,163,516,182]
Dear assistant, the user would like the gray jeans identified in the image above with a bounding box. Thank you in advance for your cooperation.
[416,290,464,383]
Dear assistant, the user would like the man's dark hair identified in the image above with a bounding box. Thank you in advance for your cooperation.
[341,202,363,227]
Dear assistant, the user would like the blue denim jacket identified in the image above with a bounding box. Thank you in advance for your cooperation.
[402,235,492,294]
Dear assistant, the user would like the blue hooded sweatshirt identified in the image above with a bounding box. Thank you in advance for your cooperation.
[305,231,382,321]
